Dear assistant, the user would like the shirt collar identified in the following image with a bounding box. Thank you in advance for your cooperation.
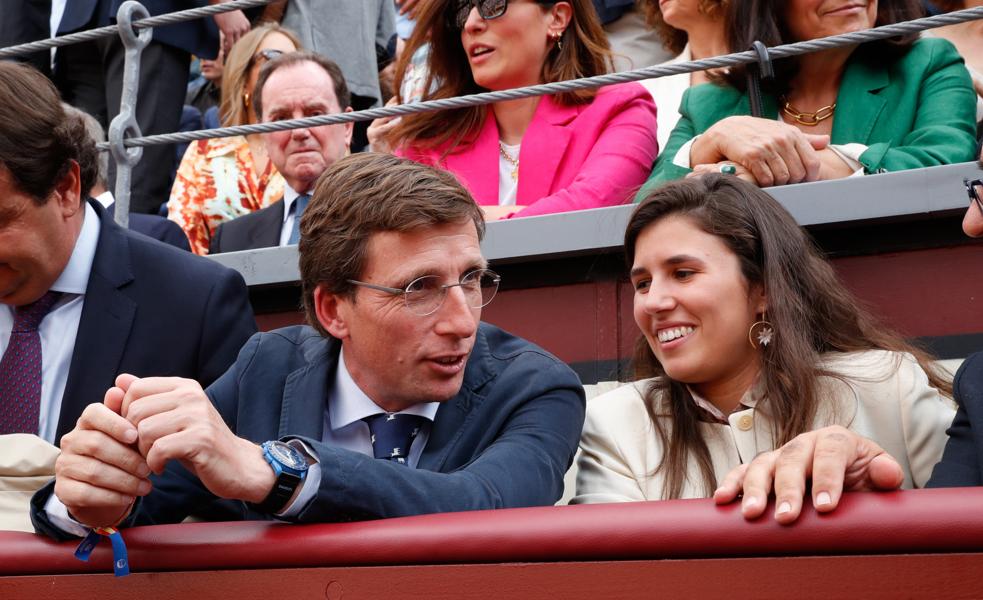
[329,350,439,431]
[687,379,762,425]
[50,202,101,295]
[282,184,313,226]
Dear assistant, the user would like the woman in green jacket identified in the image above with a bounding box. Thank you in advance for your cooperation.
[641,0,978,191]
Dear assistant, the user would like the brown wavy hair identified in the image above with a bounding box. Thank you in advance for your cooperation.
[625,175,952,499]
[388,0,613,153]
[638,0,727,55]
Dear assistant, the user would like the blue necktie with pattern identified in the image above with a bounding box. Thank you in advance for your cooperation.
[288,194,311,245]
[0,291,62,434]
[363,413,427,465]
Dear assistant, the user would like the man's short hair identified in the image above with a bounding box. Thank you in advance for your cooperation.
[61,103,104,195]
[252,50,352,120]
[299,153,486,337]
[0,61,93,204]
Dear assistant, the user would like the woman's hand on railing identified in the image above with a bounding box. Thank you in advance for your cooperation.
[713,426,905,525]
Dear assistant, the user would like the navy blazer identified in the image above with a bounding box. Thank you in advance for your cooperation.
[927,352,983,487]
[33,323,585,536]
[52,201,257,444]
[208,199,284,254]
[106,201,191,251]
[58,0,220,59]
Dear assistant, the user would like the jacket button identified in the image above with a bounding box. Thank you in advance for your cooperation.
[737,414,753,431]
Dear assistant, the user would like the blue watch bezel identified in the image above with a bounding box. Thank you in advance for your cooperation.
[261,440,309,477]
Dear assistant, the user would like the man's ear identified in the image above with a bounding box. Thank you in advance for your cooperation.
[343,106,354,147]
[314,283,351,339]
[53,160,82,217]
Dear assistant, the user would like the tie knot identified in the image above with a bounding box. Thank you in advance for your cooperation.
[12,291,62,332]
[363,413,427,464]
[295,194,311,217]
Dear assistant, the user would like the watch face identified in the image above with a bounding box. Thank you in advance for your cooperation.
[266,441,306,469]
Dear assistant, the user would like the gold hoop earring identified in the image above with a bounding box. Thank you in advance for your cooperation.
[748,312,774,349]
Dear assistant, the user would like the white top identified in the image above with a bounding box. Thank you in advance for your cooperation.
[572,350,955,504]
[639,46,694,154]
[0,202,100,444]
[498,142,520,206]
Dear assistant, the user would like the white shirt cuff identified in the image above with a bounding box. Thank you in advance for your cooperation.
[827,143,868,177]
[275,439,321,519]
[672,135,700,169]
[43,493,91,538]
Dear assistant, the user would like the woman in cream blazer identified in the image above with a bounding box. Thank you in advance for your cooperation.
[573,175,954,504]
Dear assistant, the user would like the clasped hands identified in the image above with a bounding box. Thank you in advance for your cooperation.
[54,374,274,529]
[686,116,852,186]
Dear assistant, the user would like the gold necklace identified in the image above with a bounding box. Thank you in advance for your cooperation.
[780,97,836,126]
[498,141,519,181]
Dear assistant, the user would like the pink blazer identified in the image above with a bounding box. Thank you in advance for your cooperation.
[399,82,659,218]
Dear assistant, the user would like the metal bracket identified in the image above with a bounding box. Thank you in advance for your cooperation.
[746,41,774,119]
[107,1,152,228]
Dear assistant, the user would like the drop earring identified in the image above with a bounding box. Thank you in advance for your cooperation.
[748,312,774,349]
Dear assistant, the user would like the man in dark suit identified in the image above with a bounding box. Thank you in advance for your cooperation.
[208,52,353,254]
[0,61,255,448]
[34,152,584,536]
[53,0,250,214]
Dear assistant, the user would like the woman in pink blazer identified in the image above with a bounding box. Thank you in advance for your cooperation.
[379,0,659,219]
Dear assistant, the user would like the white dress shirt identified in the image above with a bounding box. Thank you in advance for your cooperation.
[0,202,101,444]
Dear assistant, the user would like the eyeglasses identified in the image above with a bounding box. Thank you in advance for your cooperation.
[966,178,983,215]
[447,0,556,30]
[347,269,501,316]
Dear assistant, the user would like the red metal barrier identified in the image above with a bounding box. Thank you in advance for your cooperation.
[1,488,981,598]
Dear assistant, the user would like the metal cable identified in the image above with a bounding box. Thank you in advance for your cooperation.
[91,6,983,150]
[0,0,274,59]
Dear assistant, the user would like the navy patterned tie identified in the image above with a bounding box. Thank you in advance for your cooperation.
[363,413,427,465]
[0,291,62,434]
[287,194,311,245]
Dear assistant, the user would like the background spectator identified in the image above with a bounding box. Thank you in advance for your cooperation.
[924,0,983,129]
[52,0,252,215]
[573,175,954,505]
[389,0,658,219]
[186,41,226,118]
[168,23,301,255]
[637,0,727,154]
[643,0,978,188]
[593,0,672,71]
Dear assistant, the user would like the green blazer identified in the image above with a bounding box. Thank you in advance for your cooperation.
[642,37,978,193]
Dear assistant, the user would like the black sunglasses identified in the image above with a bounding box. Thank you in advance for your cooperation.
[447,0,556,30]
[966,178,983,215]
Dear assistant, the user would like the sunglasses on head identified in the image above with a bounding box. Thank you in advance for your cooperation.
[447,0,557,30]
[250,48,284,68]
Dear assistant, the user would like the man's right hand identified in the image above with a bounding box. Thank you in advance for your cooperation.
[53,388,152,529]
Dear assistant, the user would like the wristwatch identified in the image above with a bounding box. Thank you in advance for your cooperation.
[252,440,309,514]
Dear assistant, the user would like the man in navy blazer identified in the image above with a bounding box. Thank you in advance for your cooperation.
[34,153,585,536]
[0,62,255,448]
[53,0,250,214]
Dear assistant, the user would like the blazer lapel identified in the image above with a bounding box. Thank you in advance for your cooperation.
[442,109,502,204]
[418,328,496,471]
[57,202,137,444]
[247,199,284,250]
[274,336,338,441]
[831,50,888,145]
[518,96,576,203]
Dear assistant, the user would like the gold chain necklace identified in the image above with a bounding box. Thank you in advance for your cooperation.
[499,141,519,181]
[780,97,836,126]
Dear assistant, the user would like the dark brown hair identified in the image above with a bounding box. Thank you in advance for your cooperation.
[299,153,486,337]
[625,175,951,499]
[253,50,352,120]
[638,0,726,55]
[0,61,82,204]
[720,0,925,94]
[388,0,613,152]
[930,0,964,11]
